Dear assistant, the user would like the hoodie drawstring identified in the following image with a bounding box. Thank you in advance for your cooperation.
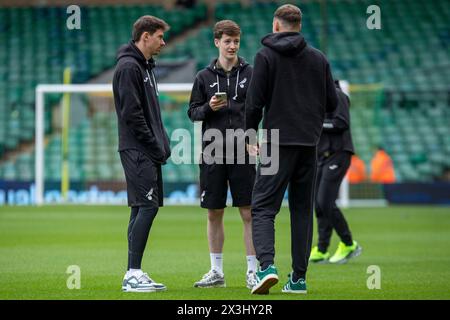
[151,69,159,96]
[216,74,220,93]
[146,68,159,96]
[233,69,240,101]
[145,69,153,87]
[213,63,241,100]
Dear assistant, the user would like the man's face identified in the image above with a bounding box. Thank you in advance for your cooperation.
[144,29,166,56]
[215,34,240,60]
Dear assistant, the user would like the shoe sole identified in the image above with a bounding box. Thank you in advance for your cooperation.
[281,289,307,294]
[122,288,167,292]
[123,285,167,293]
[194,283,226,288]
[330,245,363,264]
[310,258,329,264]
[251,274,279,295]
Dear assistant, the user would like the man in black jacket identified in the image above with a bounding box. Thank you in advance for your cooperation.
[188,20,258,289]
[310,80,362,264]
[113,15,171,292]
[245,4,338,294]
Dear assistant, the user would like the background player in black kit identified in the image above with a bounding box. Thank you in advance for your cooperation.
[245,4,338,294]
[113,15,171,292]
[310,80,362,264]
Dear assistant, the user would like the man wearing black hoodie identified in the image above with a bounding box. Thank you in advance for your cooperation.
[188,20,258,289]
[245,4,338,294]
[310,80,362,265]
[113,16,171,292]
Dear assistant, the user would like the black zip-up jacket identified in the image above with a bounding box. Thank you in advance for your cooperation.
[113,41,171,164]
[245,32,338,146]
[318,84,355,156]
[188,57,252,159]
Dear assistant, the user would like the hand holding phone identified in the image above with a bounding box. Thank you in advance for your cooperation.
[209,92,227,111]
[215,92,227,102]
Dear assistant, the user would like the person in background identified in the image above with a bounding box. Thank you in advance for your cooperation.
[346,154,367,184]
[309,80,362,265]
[370,147,396,183]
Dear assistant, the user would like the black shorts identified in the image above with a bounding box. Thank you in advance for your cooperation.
[119,149,163,208]
[199,161,256,209]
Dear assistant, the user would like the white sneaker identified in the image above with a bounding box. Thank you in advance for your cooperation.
[122,273,128,291]
[123,272,166,292]
[246,270,258,289]
[194,269,226,288]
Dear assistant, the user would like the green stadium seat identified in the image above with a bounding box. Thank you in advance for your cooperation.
[0,1,448,184]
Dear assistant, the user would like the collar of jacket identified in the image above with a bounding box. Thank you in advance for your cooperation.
[207,56,247,77]
[129,40,156,69]
[261,32,307,56]
[215,58,239,73]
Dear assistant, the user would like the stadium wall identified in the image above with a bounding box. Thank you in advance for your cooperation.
[383,183,450,205]
[2,180,450,206]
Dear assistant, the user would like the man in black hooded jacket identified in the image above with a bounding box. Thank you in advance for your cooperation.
[310,80,362,265]
[188,20,258,290]
[245,4,338,295]
[113,15,171,293]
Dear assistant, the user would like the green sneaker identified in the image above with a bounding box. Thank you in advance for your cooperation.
[251,265,279,295]
[282,273,307,294]
[309,246,330,263]
[329,241,362,264]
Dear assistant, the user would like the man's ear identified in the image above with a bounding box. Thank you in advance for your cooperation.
[141,31,150,42]
[273,18,280,33]
[214,38,220,48]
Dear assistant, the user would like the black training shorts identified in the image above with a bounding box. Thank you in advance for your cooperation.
[199,160,256,209]
[119,149,163,208]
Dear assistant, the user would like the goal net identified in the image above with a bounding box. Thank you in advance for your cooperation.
[33,82,385,206]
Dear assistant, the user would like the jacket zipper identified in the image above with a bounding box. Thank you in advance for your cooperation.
[227,73,231,126]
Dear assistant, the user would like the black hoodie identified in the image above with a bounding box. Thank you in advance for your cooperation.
[245,32,338,146]
[188,57,253,159]
[318,83,355,156]
[113,41,171,164]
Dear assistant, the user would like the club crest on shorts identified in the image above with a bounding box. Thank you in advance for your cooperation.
[145,188,154,201]
[200,190,206,202]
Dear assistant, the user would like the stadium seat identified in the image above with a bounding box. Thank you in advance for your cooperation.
[0,1,448,185]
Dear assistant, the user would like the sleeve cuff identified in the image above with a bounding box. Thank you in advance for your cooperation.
[202,103,213,116]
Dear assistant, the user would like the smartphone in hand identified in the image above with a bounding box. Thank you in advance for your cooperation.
[215,92,227,102]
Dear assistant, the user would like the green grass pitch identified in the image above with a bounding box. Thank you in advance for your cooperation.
[0,205,449,300]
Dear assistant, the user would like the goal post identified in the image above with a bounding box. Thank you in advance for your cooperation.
[34,83,193,205]
[34,82,381,207]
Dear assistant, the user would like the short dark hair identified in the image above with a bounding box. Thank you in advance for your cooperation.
[274,4,302,28]
[132,15,170,42]
[213,20,241,39]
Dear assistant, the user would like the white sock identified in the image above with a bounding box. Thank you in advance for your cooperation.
[129,268,143,278]
[246,255,257,273]
[210,253,223,275]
